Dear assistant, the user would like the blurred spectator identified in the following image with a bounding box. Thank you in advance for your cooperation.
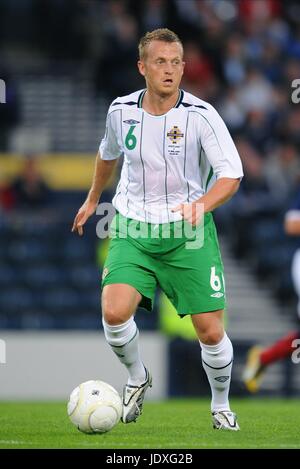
[284,0,300,28]
[223,33,246,86]
[218,87,246,133]
[94,7,142,99]
[269,86,291,135]
[196,6,226,84]
[279,109,300,148]
[217,138,269,222]
[8,156,52,210]
[32,0,88,59]
[237,66,274,114]
[283,57,300,85]
[181,42,215,99]
[259,39,283,84]
[264,143,300,205]
[173,0,203,34]
[0,180,14,211]
[220,138,277,256]
[141,0,168,31]
[243,109,274,153]
[286,27,300,59]
[239,0,282,24]
[232,138,275,217]
[266,17,290,51]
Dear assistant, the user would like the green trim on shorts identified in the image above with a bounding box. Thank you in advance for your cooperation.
[101,212,226,316]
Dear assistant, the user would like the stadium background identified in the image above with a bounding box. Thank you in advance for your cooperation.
[1,0,300,400]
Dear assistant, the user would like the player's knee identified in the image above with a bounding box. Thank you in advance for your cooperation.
[102,309,127,325]
[102,303,132,325]
[200,329,224,345]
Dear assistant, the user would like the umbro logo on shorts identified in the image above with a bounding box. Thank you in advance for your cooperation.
[210,292,224,298]
[102,267,109,280]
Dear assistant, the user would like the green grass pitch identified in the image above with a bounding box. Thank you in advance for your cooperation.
[0,398,299,449]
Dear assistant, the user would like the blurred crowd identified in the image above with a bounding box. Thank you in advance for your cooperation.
[1,1,300,204]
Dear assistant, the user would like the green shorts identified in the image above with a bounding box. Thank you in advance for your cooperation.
[101,212,226,316]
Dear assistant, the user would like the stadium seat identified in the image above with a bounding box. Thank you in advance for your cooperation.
[0,287,34,313]
[0,264,19,287]
[60,237,96,263]
[7,239,52,264]
[40,287,83,313]
[68,265,100,289]
[23,265,67,289]
[251,219,285,245]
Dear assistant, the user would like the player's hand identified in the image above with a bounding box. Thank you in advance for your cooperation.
[171,202,204,226]
[72,199,98,236]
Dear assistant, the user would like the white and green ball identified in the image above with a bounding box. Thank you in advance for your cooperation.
[67,380,122,434]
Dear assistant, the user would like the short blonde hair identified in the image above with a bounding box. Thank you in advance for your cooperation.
[138,28,183,60]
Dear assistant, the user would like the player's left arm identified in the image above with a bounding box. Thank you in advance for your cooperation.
[172,177,240,226]
[197,176,240,212]
[173,105,243,226]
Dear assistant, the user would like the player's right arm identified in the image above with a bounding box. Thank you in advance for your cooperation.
[72,103,123,235]
[72,105,123,236]
[72,153,118,236]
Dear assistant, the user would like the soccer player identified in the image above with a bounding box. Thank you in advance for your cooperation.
[243,192,300,393]
[72,29,243,431]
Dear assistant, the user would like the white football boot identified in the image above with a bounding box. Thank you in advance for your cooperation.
[121,368,152,423]
[212,410,240,431]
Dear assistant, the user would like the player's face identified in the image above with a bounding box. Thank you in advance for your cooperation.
[138,41,185,97]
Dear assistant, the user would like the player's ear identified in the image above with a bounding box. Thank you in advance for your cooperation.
[137,60,145,77]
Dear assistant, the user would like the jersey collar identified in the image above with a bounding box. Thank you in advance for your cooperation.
[137,89,184,109]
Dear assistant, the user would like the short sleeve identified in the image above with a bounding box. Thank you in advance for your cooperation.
[198,106,243,180]
[99,111,123,160]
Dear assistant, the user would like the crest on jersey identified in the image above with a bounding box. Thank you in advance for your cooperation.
[167,126,184,144]
[123,119,140,125]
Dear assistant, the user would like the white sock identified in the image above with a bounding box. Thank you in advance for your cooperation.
[102,316,146,386]
[199,332,233,413]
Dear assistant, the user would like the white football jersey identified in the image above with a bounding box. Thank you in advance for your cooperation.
[99,89,243,224]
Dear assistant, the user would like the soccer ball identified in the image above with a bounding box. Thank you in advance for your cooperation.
[67,380,122,434]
